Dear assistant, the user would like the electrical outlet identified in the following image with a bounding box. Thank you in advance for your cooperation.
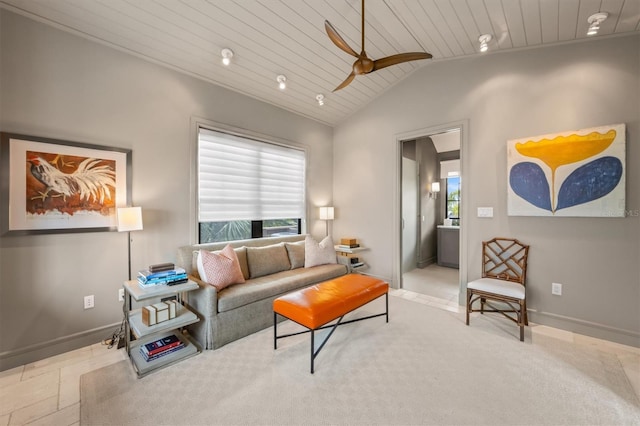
[552,282,562,296]
[118,288,125,302]
[84,295,95,309]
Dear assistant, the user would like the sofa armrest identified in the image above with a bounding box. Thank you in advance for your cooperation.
[185,275,218,319]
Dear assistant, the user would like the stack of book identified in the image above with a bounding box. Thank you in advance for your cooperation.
[138,263,188,287]
[336,238,360,253]
[139,334,184,362]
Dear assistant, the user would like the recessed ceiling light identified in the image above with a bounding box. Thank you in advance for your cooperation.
[221,48,233,66]
[587,12,608,36]
[316,94,325,106]
[478,34,492,53]
[276,75,286,90]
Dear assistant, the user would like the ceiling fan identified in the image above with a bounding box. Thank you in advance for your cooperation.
[325,0,432,92]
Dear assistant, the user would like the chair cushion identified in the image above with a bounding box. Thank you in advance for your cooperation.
[467,277,525,299]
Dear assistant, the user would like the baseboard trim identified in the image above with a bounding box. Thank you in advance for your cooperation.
[0,322,121,371]
[528,308,640,348]
[417,257,436,269]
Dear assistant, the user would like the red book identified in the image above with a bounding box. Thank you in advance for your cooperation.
[142,335,181,356]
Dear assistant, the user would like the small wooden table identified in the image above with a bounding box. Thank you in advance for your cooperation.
[273,274,388,373]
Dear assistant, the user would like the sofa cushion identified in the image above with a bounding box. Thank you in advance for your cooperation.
[246,243,291,278]
[192,247,249,281]
[197,245,245,290]
[304,235,337,268]
[285,241,305,269]
[217,263,347,313]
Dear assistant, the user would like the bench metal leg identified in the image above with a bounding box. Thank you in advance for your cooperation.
[274,292,389,373]
[273,312,277,350]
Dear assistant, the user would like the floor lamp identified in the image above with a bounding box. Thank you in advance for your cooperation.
[117,207,144,281]
[319,206,334,237]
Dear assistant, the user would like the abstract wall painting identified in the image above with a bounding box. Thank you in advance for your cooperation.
[1,133,131,235]
[507,124,625,217]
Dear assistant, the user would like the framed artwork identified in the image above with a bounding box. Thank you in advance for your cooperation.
[507,124,625,217]
[1,132,131,235]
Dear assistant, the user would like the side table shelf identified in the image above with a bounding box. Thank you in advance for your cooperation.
[334,245,369,273]
[123,279,201,378]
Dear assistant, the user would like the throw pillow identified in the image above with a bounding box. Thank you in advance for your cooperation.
[285,241,305,269]
[246,243,291,278]
[304,235,337,268]
[197,244,245,290]
[191,246,249,280]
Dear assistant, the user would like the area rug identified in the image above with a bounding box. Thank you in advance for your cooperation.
[80,295,639,425]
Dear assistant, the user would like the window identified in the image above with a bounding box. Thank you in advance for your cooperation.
[446,177,460,219]
[197,128,305,243]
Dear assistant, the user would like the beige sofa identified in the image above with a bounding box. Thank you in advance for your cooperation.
[176,235,347,350]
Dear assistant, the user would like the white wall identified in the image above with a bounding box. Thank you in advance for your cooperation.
[333,35,640,346]
[0,10,334,369]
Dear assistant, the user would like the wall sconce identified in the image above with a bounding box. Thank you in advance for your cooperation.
[429,182,440,199]
[319,206,334,236]
[117,206,144,280]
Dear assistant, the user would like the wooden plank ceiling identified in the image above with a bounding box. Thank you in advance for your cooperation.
[1,0,638,126]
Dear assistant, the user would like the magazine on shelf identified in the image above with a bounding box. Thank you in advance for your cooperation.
[141,335,181,356]
[140,343,185,362]
[138,273,188,286]
[138,267,186,281]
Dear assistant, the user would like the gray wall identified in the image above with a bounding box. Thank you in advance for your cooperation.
[417,137,438,267]
[0,10,335,369]
[333,35,639,346]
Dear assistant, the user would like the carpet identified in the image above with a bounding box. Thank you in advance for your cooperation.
[80,295,639,425]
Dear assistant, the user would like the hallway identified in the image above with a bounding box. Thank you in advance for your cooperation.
[402,264,459,308]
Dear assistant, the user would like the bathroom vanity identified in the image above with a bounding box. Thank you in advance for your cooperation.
[437,225,460,268]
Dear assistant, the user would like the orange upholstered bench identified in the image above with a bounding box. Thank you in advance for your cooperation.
[273,273,389,373]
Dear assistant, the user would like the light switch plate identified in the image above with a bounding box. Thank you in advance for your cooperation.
[477,207,493,218]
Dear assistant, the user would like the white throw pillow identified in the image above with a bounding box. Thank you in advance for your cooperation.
[304,235,337,268]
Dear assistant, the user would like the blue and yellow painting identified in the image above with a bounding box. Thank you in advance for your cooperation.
[507,124,625,217]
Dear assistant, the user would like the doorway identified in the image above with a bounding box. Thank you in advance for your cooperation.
[398,126,462,305]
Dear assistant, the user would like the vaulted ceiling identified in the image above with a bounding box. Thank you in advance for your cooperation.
[1,0,639,126]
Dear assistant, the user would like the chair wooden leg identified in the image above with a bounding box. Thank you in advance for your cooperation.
[480,297,486,314]
[523,300,529,325]
[465,290,471,325]
[520,324,524,341]
[519,300,525,341]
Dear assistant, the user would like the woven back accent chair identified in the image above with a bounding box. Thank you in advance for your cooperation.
[466,237,530,341]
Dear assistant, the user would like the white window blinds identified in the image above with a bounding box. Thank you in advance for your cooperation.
[198,128,306,222]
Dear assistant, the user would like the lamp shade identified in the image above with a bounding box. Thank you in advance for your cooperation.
[117,207,143,232]
[431,182,441,193]
[319,206,334,220]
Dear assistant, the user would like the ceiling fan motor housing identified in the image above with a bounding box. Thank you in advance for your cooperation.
[354,56,374,74]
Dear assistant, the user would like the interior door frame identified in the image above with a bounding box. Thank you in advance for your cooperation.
[393,120,468,305]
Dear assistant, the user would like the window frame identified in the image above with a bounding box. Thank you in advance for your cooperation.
[445,176,460,220]
[192,119,308,244]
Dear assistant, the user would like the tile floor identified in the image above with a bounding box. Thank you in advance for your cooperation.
[0,342,126,426]
[1,289,638,425]
[402,264,460,302]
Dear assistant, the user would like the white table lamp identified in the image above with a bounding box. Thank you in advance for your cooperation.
[319,206,334,236]
[117,207,143,280]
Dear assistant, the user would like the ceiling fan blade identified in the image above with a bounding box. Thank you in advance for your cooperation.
[372,52,432,72]
[325,20,358,58]
[333,71,356,92]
